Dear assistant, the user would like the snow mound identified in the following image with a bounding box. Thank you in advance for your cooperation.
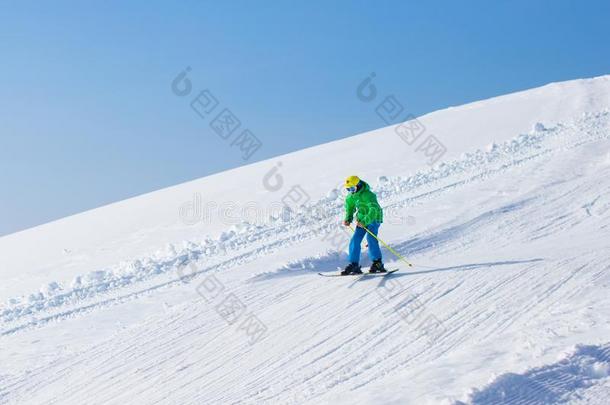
[461,343,610,405]
[249,251,349,281]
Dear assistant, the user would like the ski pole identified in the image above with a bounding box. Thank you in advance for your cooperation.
[349,224,413,267]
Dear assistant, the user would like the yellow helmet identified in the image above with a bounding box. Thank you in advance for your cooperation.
[344,175,360,188]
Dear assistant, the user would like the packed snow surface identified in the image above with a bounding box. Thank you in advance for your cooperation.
[1,76,610,404]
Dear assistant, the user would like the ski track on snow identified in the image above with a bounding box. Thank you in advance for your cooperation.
[3,115,610,403]
[1,111,609,337]
[460,343,610,405]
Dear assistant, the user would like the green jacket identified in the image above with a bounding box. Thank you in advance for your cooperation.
[344,181,383,226]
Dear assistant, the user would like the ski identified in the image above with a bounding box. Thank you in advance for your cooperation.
[318,269,399,277]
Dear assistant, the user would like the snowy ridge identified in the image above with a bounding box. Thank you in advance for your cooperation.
[1,110,608,334]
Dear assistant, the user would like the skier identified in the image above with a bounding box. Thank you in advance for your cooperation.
[341,175,386,275]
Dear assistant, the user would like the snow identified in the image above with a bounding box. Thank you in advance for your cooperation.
[1,75,610,404]
[462,344,610,404]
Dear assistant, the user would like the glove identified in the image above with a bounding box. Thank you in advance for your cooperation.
[342,220,351,226]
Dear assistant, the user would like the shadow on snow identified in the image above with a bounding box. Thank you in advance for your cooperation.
[250,197,539,283]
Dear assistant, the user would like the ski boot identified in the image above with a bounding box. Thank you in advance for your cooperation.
[341,262,362,275]
[368,259,387,274]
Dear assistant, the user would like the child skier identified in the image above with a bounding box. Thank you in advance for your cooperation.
[341,175,386,275]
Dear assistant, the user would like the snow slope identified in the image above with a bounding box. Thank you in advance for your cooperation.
[1,75,610,404]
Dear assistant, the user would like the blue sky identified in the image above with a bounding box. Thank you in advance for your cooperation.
[1,0,609,236]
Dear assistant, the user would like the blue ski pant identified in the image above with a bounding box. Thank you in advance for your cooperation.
[349,223,382,264]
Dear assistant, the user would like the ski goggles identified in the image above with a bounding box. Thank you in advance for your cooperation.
[346,186,358,193]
